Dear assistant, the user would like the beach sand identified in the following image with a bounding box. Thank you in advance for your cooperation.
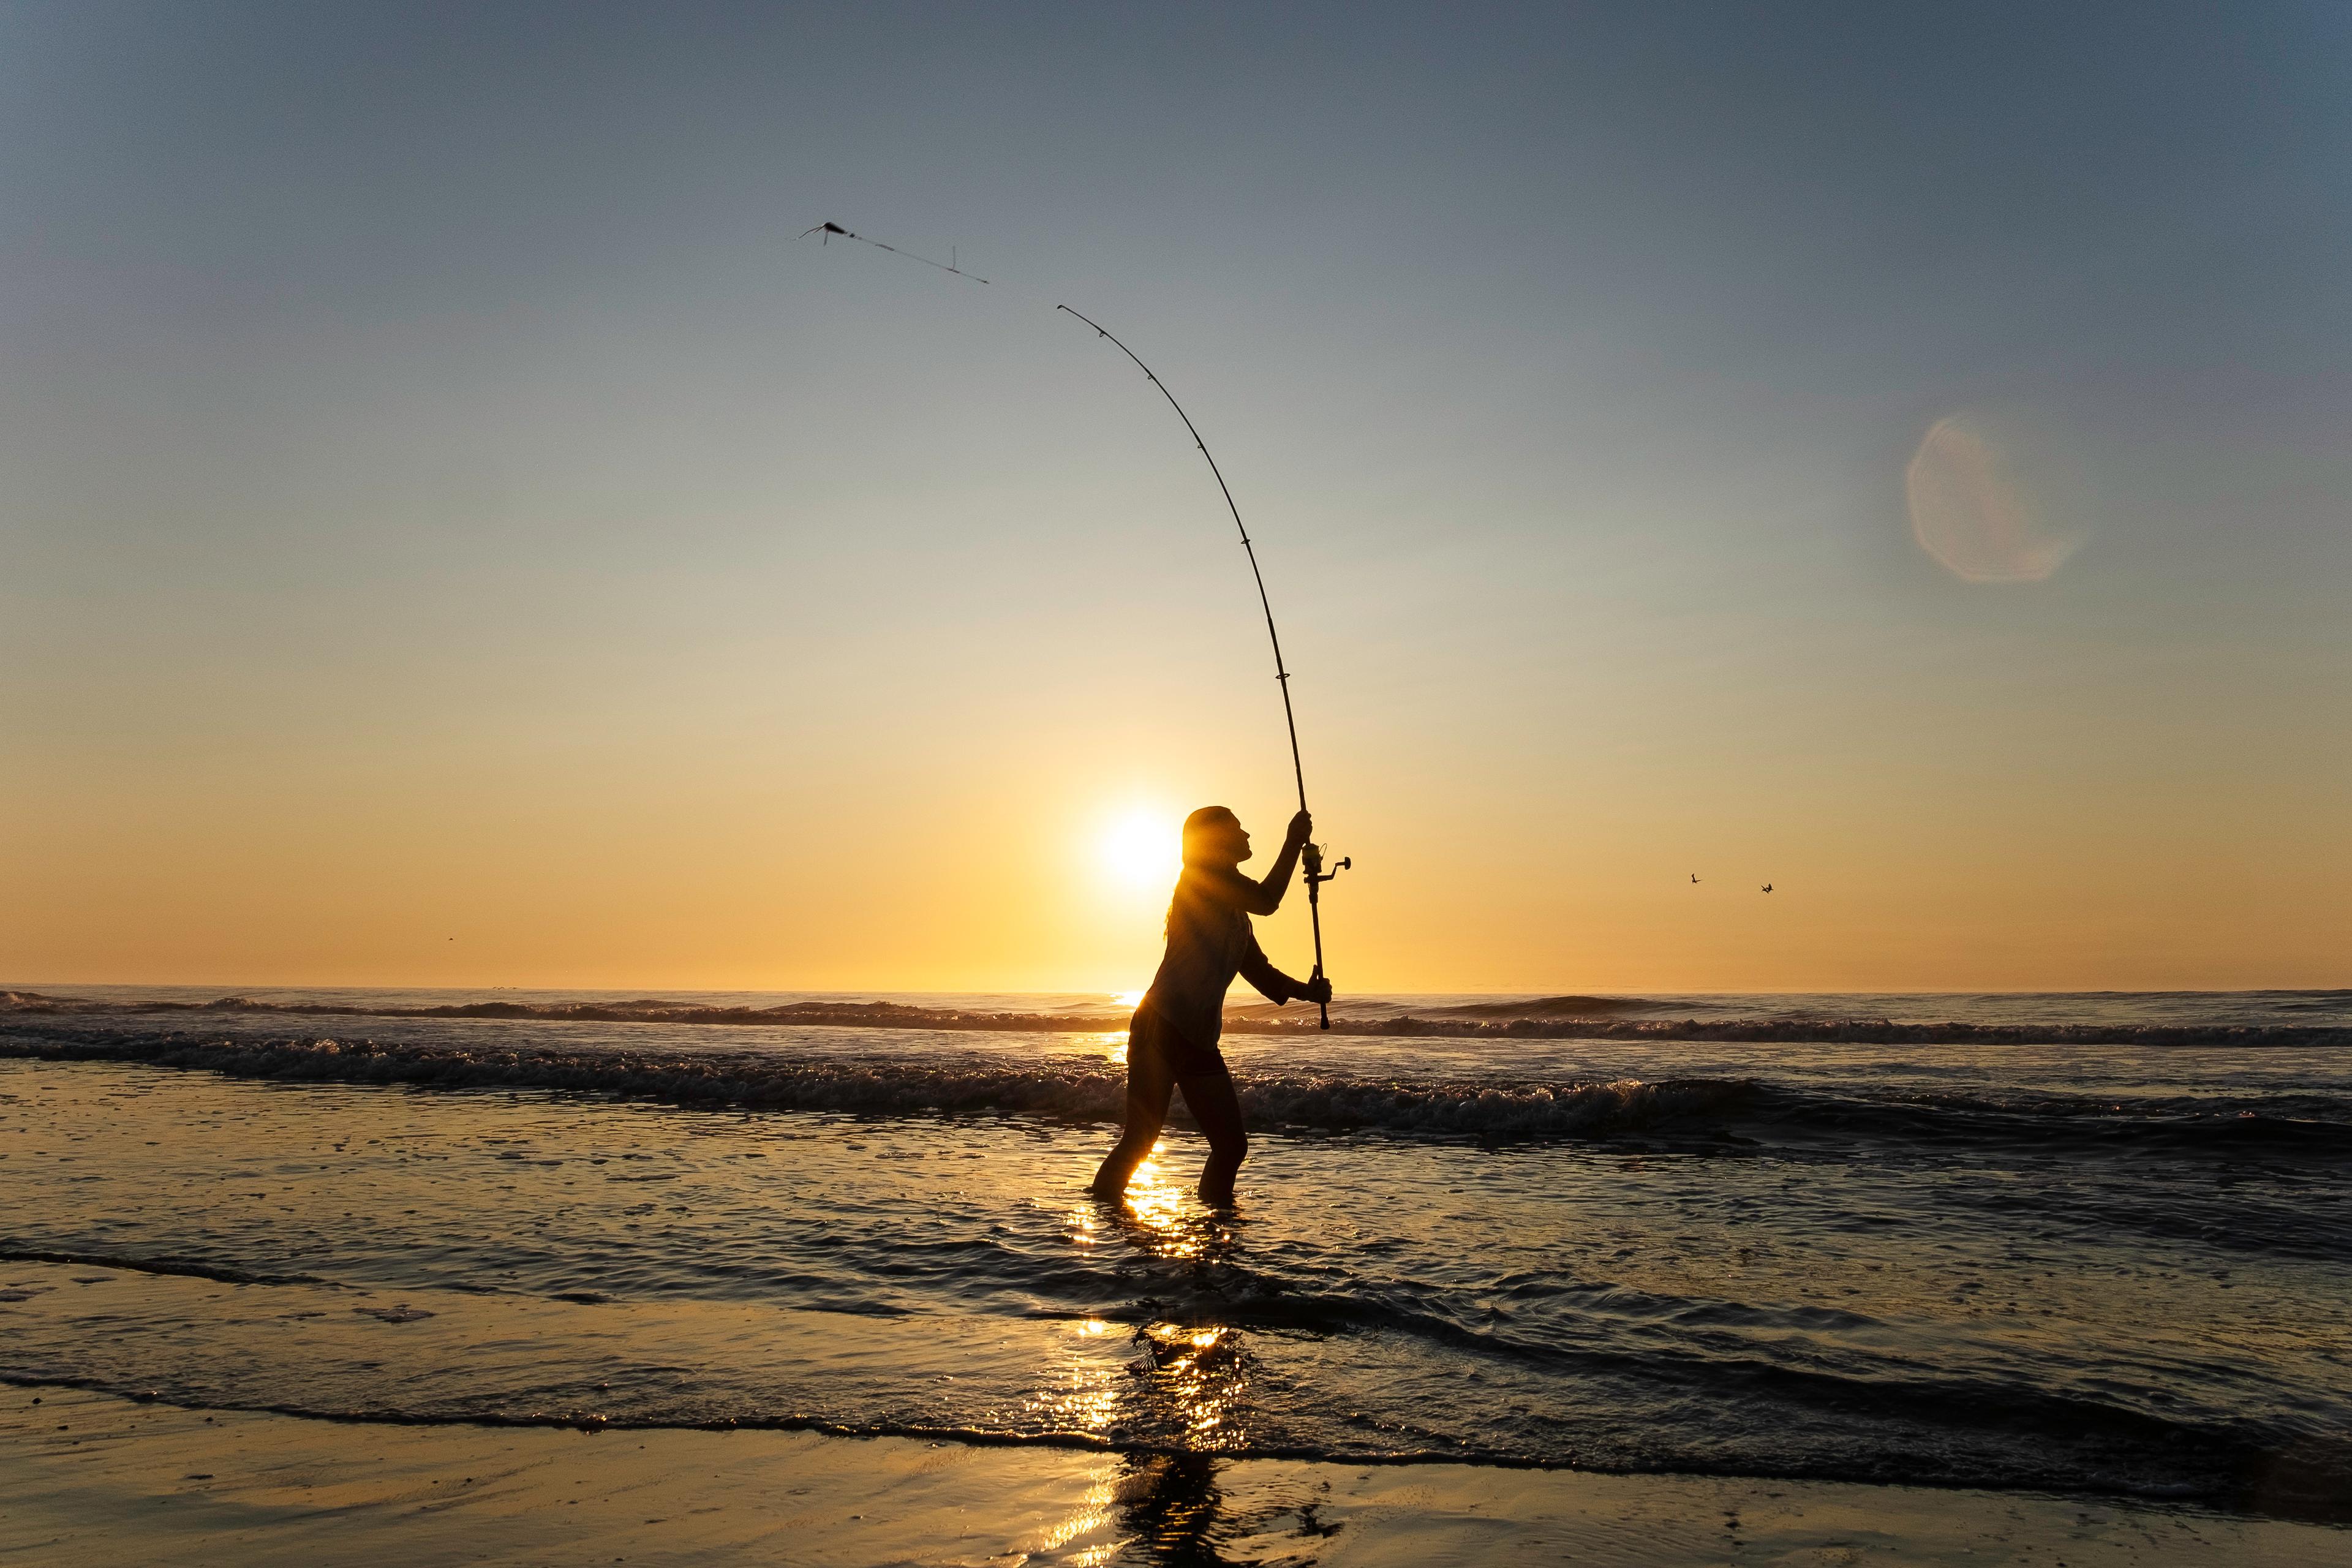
[4,1387,2342,1566]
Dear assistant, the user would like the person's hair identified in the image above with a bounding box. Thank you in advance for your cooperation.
[1181,805,1242,865]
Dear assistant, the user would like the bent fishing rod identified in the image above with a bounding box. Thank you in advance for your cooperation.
[1054,306,1346,1028]
[804,222,1349,1027]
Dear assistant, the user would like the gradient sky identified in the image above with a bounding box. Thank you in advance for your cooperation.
[4,1,2348,994]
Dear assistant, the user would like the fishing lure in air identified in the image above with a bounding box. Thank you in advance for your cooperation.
[799,222,990,284]
[804,222,1348,1027]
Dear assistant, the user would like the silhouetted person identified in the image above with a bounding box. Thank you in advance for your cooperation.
[1090,806,1332,1207]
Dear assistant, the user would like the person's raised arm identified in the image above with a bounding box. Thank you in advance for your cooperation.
[1229,810,1312,916]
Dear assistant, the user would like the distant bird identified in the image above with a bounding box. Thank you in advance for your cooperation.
[1761,884,1773,894]
[1690,873,1700,884]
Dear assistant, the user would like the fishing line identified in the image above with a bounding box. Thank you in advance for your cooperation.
[798,222,991,284]
[802,221,1347,1026]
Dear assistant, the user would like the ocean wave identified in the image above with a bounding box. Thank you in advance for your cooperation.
[7,1025,2350,1152]
[0,1026,1746,1138]
[5,989,2343,1048]
[0,1246,328,1289]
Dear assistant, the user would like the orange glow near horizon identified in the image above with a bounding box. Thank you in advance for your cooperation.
[4,761,2348,994]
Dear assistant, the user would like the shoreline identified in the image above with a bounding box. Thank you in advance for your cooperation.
[1,1368,2337,1520]
[6,1387,2344,1566]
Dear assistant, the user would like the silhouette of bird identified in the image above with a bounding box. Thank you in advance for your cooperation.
[1761,884,1773,894]
[1690,873,1700,884]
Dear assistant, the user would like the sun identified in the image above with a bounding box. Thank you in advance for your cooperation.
[1098,807,1178,892]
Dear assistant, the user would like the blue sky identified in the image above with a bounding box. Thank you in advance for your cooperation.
[4,2,2347,990]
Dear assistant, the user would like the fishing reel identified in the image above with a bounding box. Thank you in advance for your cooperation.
[1302,842,1351,889]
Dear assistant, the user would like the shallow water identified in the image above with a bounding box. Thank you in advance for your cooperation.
[2,987,2348,1522]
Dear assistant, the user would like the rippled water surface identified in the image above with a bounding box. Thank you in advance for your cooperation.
[2,987,2348,1522]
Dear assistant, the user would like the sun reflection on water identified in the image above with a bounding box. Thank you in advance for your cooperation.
[1122,1156,1208,1257]
[1112,1164,1254,1449]
[1044,1150,1261,1474]
[1008,1469,1120,1564]
[1134,1322,1246,1441]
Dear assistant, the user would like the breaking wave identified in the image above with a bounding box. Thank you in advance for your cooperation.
[3,990,2344,1049]
[0,1025,1744,1137]
[6,1025,2349,1152]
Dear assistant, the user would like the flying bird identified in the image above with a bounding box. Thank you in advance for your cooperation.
[1762,884,1773,893]
[1690,873,1700,884]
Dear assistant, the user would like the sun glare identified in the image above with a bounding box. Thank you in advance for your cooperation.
[1098,808,1178,892]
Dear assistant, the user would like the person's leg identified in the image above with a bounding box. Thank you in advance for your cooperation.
[1090,1037,1175,1197]
[1177,1069,1248,1207]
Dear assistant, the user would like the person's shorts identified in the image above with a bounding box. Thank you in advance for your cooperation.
[1129,1004,1229,1082]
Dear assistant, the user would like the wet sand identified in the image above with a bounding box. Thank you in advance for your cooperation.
[4,1387,2342,1566]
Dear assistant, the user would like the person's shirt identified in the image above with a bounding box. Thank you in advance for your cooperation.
[1142,865,1290,1049]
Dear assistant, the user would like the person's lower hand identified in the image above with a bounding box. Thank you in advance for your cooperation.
[1285,810,1313,850]
[1301,975,1333,1006]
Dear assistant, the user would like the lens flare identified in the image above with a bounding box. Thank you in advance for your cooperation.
[1907,413,2086,584]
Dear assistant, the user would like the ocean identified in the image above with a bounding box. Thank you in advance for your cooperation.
[3,986,2348,1531]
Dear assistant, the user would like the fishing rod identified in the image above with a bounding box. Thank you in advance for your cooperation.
[803,222,1348,1027]
[1054,306,1346,1029]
